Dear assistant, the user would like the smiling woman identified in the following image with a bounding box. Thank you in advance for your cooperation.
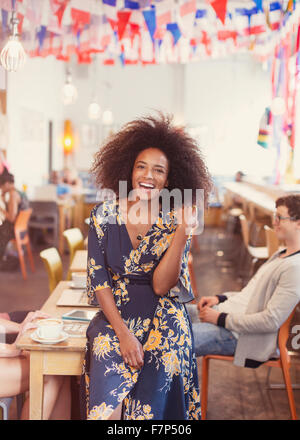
[80,113,212,421]
[91,113,212,204]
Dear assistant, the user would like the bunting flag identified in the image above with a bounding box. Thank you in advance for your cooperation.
[1,0,299,66]
[0,0,12,12]
[36,25,47,50]
[178,0,196,38]
[267,2,282,30]
[1,8,7,32]
[71,8,90,34]
[206,0,228,25]
[143,8,156,42]
[117,11,131,40]
[166,22,181,45]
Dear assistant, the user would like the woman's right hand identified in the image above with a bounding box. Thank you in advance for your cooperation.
[118,330,144,369]
[197,296,219,312]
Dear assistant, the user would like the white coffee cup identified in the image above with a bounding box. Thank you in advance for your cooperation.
[36,318,63,340]
[72,273,87,288]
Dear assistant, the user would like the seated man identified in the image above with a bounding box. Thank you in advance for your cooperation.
[187,194,300,368]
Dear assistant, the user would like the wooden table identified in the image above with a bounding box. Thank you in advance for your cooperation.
[70,250,88,273]
[222,182,277,218]
[16,281,98,420]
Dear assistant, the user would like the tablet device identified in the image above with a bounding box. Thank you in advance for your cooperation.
[62,309,97,322]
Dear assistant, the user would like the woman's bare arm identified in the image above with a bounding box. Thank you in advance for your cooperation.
[0,343,21,357]
[5,190,20,223]
[0,318,21,333]
[96,288,144,368]
[152,225,189,296]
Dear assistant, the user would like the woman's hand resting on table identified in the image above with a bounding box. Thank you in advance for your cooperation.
[15,310,51,342]
[118,330,144,369]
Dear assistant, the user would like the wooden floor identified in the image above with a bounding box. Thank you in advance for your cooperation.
[1,225,300,420]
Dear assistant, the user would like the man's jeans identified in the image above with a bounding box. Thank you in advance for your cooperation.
[186,304,238,357]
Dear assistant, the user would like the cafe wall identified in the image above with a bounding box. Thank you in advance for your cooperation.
[65,62,184,171]
[6,56,65,192]
[4,53,298,190]
[184,55,273,177]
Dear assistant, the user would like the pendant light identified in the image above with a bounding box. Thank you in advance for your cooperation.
[62,67,78,105]
[0,11,27,72]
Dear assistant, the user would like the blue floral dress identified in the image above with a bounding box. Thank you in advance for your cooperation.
[80,199,201,420]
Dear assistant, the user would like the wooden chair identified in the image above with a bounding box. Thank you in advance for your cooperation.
[13,208,35,280]
[29,201,59,247]
[264,225,280,258]
[63,228,85,280]
[201,306,299,420]
[40,247,63,295]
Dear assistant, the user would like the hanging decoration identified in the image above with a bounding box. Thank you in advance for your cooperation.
[62,66,78,105]
[0,9,26,72]
[0,0,299,66]
[257,107,271,148]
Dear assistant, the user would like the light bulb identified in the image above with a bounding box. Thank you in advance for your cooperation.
[102,109,113,125]
[0,36,26,72]
[271,97,286,116]
[88,102,101,120]
[62,82,78,105]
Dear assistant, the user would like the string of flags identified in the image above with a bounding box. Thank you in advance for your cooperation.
[0,0,299,65]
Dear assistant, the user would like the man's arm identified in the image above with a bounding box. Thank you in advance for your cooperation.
[220,264,300,334]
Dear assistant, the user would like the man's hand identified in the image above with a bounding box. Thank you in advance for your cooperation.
[197,296,219,312]
[199,306,220,325]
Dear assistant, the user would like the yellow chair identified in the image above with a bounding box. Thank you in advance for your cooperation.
[40,247,63,295]
[63,228,85,280]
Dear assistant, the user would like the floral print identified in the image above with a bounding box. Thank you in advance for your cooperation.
[80,199,201,420]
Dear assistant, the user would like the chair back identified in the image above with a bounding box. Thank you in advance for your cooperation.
[264,225,279,258]
[40,247,63,294]
[278,305,298,356]
[239,214,249,247]
[14,209,32,244]
[63,228,84,280]
[63,228,84,262]
[29,201,58,219]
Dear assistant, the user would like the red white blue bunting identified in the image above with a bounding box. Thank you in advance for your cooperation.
[0,0,299,65]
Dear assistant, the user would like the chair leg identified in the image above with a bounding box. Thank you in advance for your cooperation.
[201,356,210,420]
[280,358,298,420]
[26,241,35,273]
[16,241,27,280]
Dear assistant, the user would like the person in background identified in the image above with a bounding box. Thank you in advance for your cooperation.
[62,167,82,194]
[186,194,300,368]
[0,172,29,268]
[0,311,71,419]
[49,170,71,199]
[235,170,245,183]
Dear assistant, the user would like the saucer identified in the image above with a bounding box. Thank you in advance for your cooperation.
[30,330,69,345]
[69,282,86,290]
